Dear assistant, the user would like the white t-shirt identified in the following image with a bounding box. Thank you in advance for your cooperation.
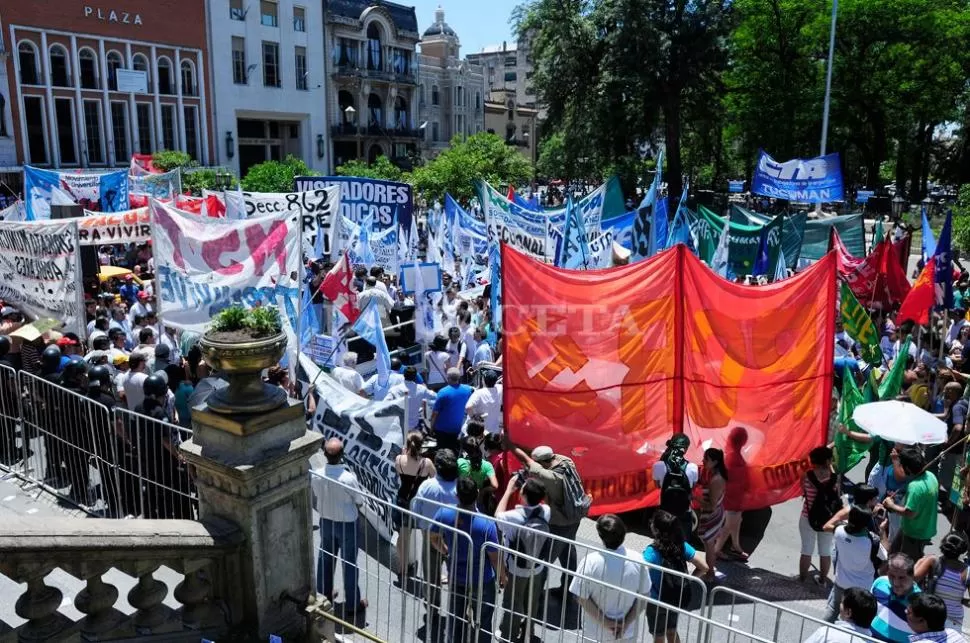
[495,504,552,578]
[122,371,148,410]
[461,327,478,363]
[388,380,437,430]
[310,463,363,522]
[652,461,699,487]
[332,366,364,394]
[832,525,886,591]
[569,545,651,642]
[426,350,450,385]
[465,385,502,435]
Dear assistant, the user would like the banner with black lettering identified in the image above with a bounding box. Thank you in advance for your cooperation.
[0,219,84,335]
[300,353,406,541]
[293,176,413,237]
[240,188,341,258]
[78,207,150,245]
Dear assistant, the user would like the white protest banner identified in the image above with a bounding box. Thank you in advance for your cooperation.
[349,225,398,274]
[150,199,301,353]
[0,219,84,335]
[399,262,443,294]
[78,207,150,245]
[476,180,553,261]
[301,353,406,541]
[129,169,181,198]
[0,202,26,222]
[240,188,341,258]
[587,229,615,269]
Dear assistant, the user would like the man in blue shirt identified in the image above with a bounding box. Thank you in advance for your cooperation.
[411,449,459,642]
[431,368,473,455]
[431,477,504,643]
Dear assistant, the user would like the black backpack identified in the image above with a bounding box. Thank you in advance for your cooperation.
[510,506,551,572]
[657,548,694,609]
[806,471,842,531]
[660,459,693,516]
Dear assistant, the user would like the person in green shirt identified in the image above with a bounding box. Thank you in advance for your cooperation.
[458,436,498,490]
[883,446,938,560]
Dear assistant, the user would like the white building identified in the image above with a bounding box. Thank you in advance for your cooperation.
[416,7,485,156]
[206,0,328,177]
[467,34,542,118]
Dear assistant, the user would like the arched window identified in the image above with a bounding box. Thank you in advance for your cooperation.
[394,96,407,129]
[106,51,123,91]
[49,44,71,87]
[157,57,174,95]
[133,54,151,91]
[367,143,383,164]
[180,60,196,96]
[367,94,383,129]
[366,23,382,71]
[78,48,99,89]
[431,85,439,106]
[18,42,40,85]
[338,90,356,123]
[505,122,516,141]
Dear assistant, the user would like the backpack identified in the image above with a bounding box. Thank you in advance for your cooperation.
[551,458,591,523]
[867,534,883,579]
[659,459,693,516]
[509,506,551,572]
[922,558,946,593]
[806,471,842,531]
[656,547,694,609]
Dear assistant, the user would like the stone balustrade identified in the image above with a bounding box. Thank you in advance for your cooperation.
[0,515,243,642]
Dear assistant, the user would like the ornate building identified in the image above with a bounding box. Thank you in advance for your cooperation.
[324,0,422,170]
[416,7,484,157]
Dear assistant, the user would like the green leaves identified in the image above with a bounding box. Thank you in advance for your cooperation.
[335,156,403,182]
[151,150,197,172]
[210,304,283,338]
[241,155,319,193]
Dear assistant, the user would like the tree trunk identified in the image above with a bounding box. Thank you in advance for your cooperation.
[895,133,909,200]
[908,121,925,202]
[664,96,683,203]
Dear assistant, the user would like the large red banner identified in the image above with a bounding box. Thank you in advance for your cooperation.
[503,244,836,514]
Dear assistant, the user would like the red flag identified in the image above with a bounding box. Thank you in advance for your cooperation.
[897,261,936,325]
[507,184,516,201]
[320,252,360,323]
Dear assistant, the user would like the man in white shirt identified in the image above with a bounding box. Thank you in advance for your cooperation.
[128,291,153,325]
[570,514,651,643]
[310,438,366,615]
[652,434,700,539]
[332,352,365,396]
[363,357,405,400]
[158,326,182,364]
[357,277,394,326]
[465,370,502,435]
[822,506,888,623]
[803,587,878,643]
[120,352,149,410]
[387,366,436,430]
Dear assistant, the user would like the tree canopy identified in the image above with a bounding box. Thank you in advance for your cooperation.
[241,155,318,193]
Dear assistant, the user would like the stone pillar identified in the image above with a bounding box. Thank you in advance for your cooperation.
[180,400,322,639]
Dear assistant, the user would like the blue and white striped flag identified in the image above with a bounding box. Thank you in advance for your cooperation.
[352,301,391,388]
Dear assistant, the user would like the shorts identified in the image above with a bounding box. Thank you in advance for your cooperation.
[645,601,680,635]
[799,514,833,557]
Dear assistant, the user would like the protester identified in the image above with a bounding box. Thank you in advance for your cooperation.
[570,514,651,643]
[914,532,970,630]
[496,477,551,643]
[883,447,938,560]
[871,553,922,642]
[821,506,889,622]
[430,368,473,455]
[332,352,365,396]
[311,437,366,617]
[393,431,436,581]
[697,448,727,580]
[906,593,968,642]
[802,588,878,643]
[458,435,499,490]
[387,366,436,431]
[800,446,840,584]
[485,433,521,506]
[363,357,405,400]
[653,434,699,539]
[411,449,460,642]
[714,426,751,562]
[465,369,502,435]
[430,477,503,643]
[641,510,709,643]
[132,373,190,519]
[120,352,149,410]
[425,335,451,392]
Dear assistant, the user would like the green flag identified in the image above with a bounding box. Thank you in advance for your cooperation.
[835,366,871,473]
[871,219,884,254]
[840,282,883,366]
[878,336,912,400]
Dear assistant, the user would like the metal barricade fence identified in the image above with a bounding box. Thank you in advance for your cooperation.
[309,471,478,643]
[113,408,196,520]
[705,585,883,643]
[18,370,111,511]
[0,362,22,470]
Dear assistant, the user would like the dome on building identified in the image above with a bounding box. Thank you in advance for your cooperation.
[423,6,457,38]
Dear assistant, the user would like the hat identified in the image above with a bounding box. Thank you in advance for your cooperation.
[154,343,171,364]
[112,354,129,366]
[56,336,79,347]
[136,291,149,300]
[123,274,133,281]
[531,446,555,463]
[0,306,18,318]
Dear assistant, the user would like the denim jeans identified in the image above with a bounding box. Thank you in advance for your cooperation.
[823,584,845,623]
[448,579,497,643]
[317,518,361,607]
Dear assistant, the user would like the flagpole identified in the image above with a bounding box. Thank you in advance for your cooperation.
[301,300,374,404]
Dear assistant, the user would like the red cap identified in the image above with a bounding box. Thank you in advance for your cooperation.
[56,337,78,347]
[123,274,133,281]
[137,291,149,300]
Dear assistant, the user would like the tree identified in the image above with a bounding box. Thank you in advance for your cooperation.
[334,156,403,182]
[150,150,197,172]
[408,132,533,202]
[241,155,318,193]
[181,169,237,195]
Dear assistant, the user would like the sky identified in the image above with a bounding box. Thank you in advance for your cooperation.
[407,1,521,55]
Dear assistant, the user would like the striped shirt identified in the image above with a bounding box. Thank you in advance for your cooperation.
[909,630,968,642]
[929,564,969,626]
[871,576,920,642]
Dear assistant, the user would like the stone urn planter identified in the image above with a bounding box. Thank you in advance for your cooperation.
[200,306,288,415]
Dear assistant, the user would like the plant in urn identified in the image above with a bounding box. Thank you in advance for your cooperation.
[199,304,288,414]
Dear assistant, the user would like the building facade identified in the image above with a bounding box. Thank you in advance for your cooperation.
[466,34,538,114]
[207,0,328,177]
[484,88,537,165]
[324,0,422,170]
[416,8,484,157]
[3,0,213,170]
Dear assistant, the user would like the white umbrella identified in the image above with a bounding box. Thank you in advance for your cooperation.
[852,401,947,446]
